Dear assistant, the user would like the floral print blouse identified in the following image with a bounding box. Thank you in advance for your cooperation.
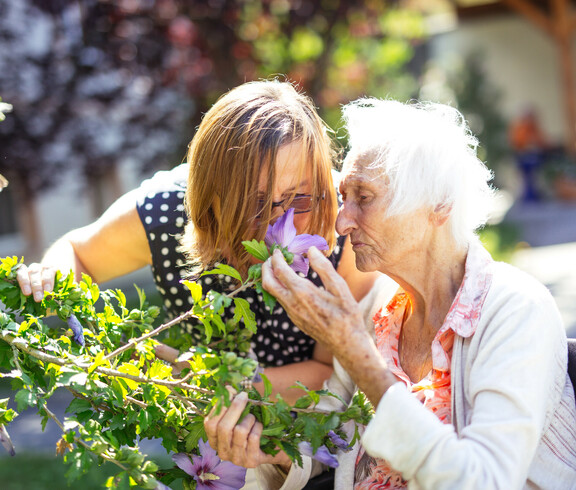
[354,244,492,489]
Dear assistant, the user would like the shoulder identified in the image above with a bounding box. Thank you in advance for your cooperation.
[488,260,557,310]
[137,163,188,201]
[474,260,565,349]
[135,164,188,231]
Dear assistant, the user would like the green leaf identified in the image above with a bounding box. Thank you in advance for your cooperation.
[182,280,203,304]
[65,398,93,414]
[14,389,36,411]
[211,313,227,336]
[184,419,206,452]
[293,395,313,409]
[200,318,213,343]
[262,290,277,310]
[261,422,284,437]
[278,439,303,468]
[201,264,242,282]
[260,405,272,426]
[137,409,151,433]
[233,297,256,333]
[261,373,273,399]
[241,239,270,261]
[208,291,232,314]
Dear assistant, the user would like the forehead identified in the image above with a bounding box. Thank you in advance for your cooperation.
[257,140,311,192]
[341,150,383,187]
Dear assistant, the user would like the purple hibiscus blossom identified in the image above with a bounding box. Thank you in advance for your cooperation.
[66,314,85,347]
[297,441,339,469]
[172,439,246,490]
[265,208,329,275]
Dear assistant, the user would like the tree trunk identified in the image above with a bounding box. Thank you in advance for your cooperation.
[13,182,42,262]
[88,163,123,218]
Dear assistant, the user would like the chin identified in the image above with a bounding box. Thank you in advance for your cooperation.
[355,257,378,273]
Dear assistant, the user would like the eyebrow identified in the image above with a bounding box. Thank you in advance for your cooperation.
[257,179,311,196]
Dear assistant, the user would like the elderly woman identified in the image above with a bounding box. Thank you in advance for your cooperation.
[205,98,576,489]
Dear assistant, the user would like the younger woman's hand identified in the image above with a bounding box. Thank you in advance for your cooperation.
[204,391,292,470]
[16,263,57,302]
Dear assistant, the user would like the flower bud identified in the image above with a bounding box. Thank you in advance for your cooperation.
[66,314,85,347]
[222,352,237,365]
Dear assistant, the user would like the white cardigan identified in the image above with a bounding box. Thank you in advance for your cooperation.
[256,258,576,489]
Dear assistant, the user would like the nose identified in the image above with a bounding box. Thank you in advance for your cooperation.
[268,204,285,224]
[336,202,356,236]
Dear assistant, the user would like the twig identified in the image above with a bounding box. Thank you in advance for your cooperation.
[103,309,198,361]
[1,331,211,394]
[167,388,204,416]
[125,396,148,409]
[42,402,131,473]
[103,278,257,362]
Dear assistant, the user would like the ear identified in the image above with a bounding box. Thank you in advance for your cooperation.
[430,202,451,226]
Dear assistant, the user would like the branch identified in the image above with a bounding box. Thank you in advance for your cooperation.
[103,309,197,361]
[103,278,257,362]
[2,331,342,416]
[42,402,131,473]
[1,331,211,395]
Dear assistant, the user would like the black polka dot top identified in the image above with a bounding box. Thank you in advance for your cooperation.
[135,164,346,367]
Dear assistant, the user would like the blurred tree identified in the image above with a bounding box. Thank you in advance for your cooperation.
[0,0,194,256]
[0,0,425,257]
[155,0,426,135]
[233,0,426,140]
[448,52,509,174]
[420,52,510,177]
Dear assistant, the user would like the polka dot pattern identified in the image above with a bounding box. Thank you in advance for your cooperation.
[136,164,346,367]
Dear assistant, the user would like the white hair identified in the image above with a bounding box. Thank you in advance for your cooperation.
[342,98,495,247]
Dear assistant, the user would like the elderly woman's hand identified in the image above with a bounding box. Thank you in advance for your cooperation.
[263,247,398,406]
[204,391,292,470]
[262,247,367,353]
[16,262,57,302]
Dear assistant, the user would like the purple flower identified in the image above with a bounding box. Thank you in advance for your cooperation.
[66,314,85,347]
[297,441,339,469]
[172,439,246,490]
[265,208,329,275]
[328,430,352,452]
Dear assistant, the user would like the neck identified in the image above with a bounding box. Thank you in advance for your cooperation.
[390,235,468,336]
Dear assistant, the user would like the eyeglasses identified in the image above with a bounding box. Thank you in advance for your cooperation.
[256,193,323,217]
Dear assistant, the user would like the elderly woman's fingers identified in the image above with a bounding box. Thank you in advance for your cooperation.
[203,392,276,468]
[16,263,56,302]
[205,391,249,460]
[262,250,296,298]
[307,247,353,299]
[229,413,260,466]
[263,248,365,351]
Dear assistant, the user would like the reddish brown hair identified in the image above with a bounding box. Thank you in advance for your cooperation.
[180,80,338,276]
